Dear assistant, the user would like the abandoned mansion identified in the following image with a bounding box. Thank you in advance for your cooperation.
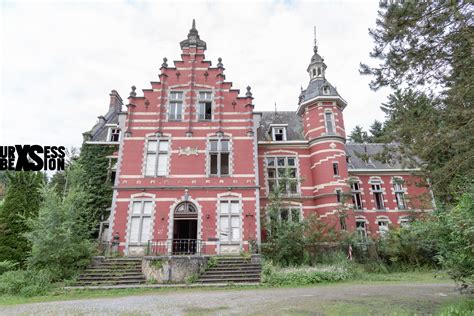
[83,21,433,256]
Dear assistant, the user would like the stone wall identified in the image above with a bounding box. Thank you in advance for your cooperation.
[142,255,209,283]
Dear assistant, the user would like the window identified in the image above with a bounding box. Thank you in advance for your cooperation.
[400,217,411,228]
[209,138,230,176]
[312,68,316,77]
[266,157,298,195]
[278,207,301,223]
[169,91,183,121]
[145,139,169,176]
[219,200,240,243]
[109,128,121,142]
[322,86,330,95]
[393,181,407,209]
[336,189,342,203]
[317,67,322,76]
[371,182,385,210]
[332,162,339,176]
[378,220,389,236]
[271,127,287,141]
[324,112,334,134]
[198,91,212,121]
[129,200,152,244]
[339,216,347,231]
[351,181,363,210]
[356,220,367,242]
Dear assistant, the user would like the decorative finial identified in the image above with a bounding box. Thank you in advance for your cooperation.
[245,86,252,97]
[217,57,224,68]
[192,19,196,30]
[274,102,277,114]
[129,85,137,97]
[313,26,318,53]
[162,57,168,68]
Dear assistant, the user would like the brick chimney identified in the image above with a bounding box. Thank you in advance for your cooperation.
[109,90,123,112]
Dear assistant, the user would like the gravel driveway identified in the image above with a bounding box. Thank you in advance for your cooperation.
[0,282,459,315]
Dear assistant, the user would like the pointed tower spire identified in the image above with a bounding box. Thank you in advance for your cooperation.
[180,19,207,50]
[313,26,318,53]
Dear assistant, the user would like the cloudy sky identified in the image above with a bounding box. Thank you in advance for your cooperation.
[1,0,390,149]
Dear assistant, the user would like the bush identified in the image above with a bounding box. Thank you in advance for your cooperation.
[262,261,356,286]
[26,187,93,281]
[0,269,53,297]
[0,261,17,275]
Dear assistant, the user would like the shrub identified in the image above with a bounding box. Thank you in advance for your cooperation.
[0,261,17,275]
[262,261,356,286]
[26,187,93,281]
[0,269,53,297]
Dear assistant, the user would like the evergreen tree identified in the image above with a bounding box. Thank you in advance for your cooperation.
[368,120,385,143]
[0,172,43,265]
[361,1,473,203]
[349,125,369,143]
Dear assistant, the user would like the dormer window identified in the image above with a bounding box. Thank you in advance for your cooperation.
[271,126,287,141]
[322,86,330,95]
[108,127,121,142]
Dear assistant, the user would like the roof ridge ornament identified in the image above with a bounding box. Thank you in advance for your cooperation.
[313,26,318,53]
[180,19,207,50]
[129,85,137,97]
[245,86,252,98]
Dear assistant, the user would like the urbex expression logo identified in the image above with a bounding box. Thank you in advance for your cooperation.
[0,145,66,171]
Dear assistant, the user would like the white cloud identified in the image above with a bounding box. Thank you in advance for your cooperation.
[1,0,389,148]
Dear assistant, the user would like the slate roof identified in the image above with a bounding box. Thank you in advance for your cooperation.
[299,79,341,104]
[256,111,410,170]
[85,107,120,142]
[257,111,305,141]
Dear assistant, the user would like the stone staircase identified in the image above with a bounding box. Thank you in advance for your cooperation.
[197,257,261,284]
[73,258,146,286]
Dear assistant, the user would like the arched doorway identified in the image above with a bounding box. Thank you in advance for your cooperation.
[172,201,198,254]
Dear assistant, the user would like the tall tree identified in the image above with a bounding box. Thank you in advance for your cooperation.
[349,125,369,143]
[0,172,43,265]
[361,1,474,203]
[368,120,385,143]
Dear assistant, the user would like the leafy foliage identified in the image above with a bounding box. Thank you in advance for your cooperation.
[0,172,43,266]
[0,269,53,297]
[26,187,93,281]
[0,261,17,276]
[361,1,473,203]
[73,144,116,237]
[348,120,387,143]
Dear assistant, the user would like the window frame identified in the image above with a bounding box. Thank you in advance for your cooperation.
[265,156,299,196]
[218,199,241,245]
[356,220,368,242]
[271,126,287,141]
[393,181,407,210]
[144,138,170,177]
[169,91,183,121]
[377,220,389,236]
[332,162,339,176]
[198,91,213,121]
[128,200,153,246]
[371,182,385,210]
[108,127,121,142]
[324,111,335,134]
[350,181,363,210]
[209,138,230,176]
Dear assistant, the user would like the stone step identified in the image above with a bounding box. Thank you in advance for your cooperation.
[97,263,142,267]
[204,270,261,276]
[213,264,261,268]
[85,268,142,272]
[199,273,261,279]
[73,279,146,286]
[198,277,260,283]
[78,276,146,281]
[80,272,144,277]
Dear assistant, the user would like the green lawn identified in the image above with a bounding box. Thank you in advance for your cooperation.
[0,271,452,306]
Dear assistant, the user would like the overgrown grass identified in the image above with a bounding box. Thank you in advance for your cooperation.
[436,297,474,316]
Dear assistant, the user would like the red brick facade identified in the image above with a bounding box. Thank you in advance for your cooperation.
[87,22,433,255]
